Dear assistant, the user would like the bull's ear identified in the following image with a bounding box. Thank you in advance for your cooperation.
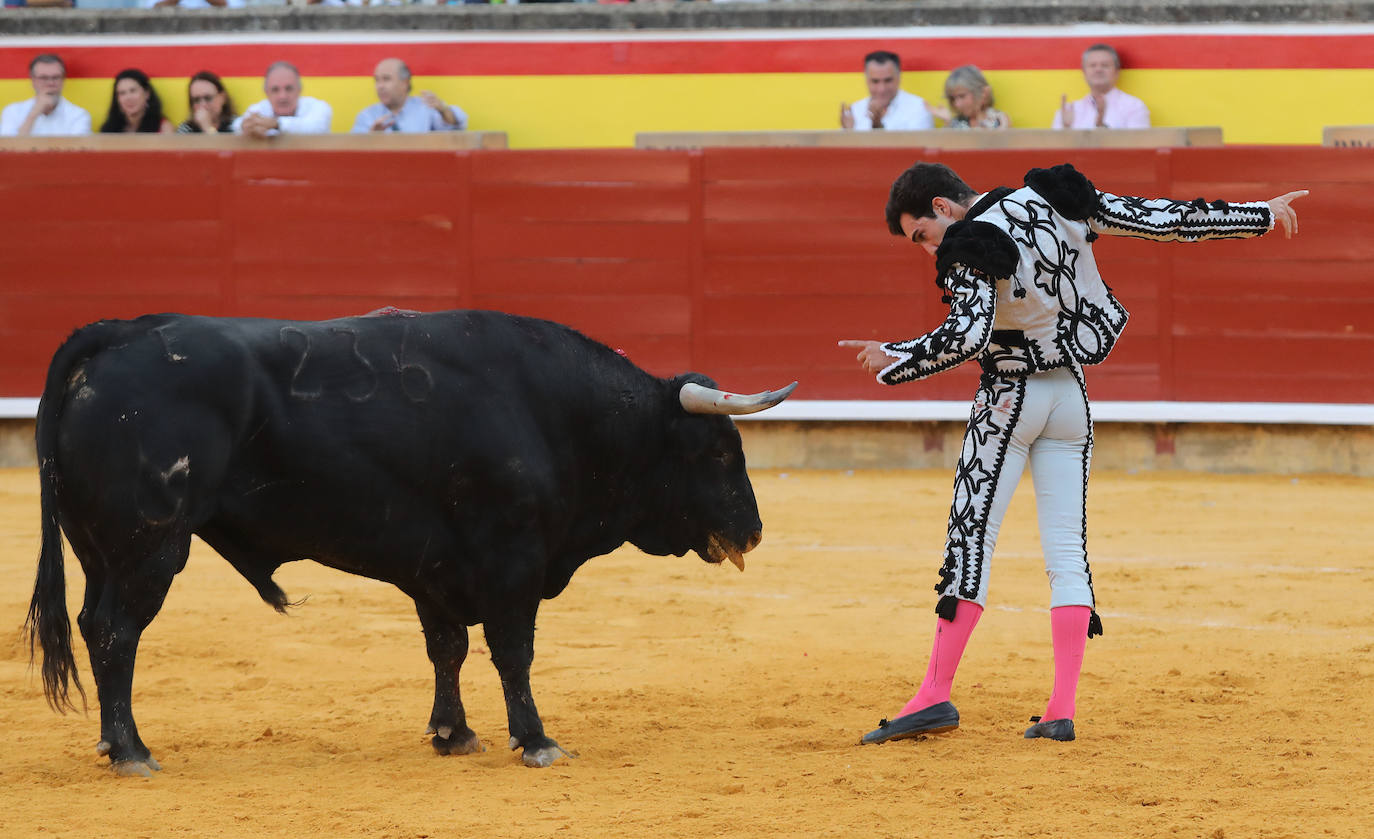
[679,381,797,416]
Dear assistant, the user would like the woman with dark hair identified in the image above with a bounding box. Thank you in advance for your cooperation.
[177,70,237,134]
[100,68,173,134]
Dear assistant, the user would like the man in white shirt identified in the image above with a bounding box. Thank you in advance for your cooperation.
[840,51,934,132]
[351,58,467,134]
[233,62,333,137]
[1052,43,1151,130]
[0,54,92,137]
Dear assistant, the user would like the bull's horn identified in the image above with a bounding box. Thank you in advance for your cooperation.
[679,381,798,416]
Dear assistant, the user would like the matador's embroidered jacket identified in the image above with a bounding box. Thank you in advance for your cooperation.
[877,164,1274,385]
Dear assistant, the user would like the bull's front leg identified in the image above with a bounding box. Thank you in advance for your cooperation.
[415,600,483,756]
[484,606,569,768]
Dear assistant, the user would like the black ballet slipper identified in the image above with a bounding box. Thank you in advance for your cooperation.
[1023,715,1076,741]
[860,701,960,745]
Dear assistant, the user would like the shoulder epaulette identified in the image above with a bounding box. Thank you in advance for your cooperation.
[1023,164,1099,221]
[934,220,1020,282]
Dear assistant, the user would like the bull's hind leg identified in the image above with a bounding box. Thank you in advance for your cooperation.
[414,601,482,756]
[484,605,568,768]
[82,529,191,777]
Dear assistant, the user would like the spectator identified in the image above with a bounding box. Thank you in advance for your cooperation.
[1052,43,1150,130]
[840,51,934,132]
[177,71,238,135]
[233,62,333,138]
[145,0,245,7]
[100,69,174,135]
[0,54,91,137]
[351,58,468,133]
[931,65,1010,130]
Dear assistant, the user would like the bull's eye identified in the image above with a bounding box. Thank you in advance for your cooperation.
[711,449,731,465]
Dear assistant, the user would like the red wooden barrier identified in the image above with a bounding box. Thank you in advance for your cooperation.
[1,146,1369,403]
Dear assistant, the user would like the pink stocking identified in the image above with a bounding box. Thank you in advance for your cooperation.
[1043,605,1090,721]
[900,599,983,716]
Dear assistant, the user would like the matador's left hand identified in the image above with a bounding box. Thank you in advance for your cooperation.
[1267,190,1309,238]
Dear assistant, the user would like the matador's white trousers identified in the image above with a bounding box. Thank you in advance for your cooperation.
[934,364,1098,618]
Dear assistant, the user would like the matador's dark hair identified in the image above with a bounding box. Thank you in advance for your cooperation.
[884,162,977,235]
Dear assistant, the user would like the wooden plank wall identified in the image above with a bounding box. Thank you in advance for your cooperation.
[0,146,1368,404]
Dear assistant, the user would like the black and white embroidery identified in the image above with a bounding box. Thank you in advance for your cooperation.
[881,175,1275,389]
[878,267,997,384]
[1092,192,1272,242]
[980,330,1034,377]
[991,193,1130,369]
[1065,361,1104,637]
[877,165,1275,634]
[935,374,1026,609]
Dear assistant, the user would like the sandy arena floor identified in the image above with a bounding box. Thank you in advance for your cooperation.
[1,465,1371,838]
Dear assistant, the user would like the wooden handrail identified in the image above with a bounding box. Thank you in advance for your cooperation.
[0,131,508,151]
[636,127,1223,150]
[1322,126,1374,147]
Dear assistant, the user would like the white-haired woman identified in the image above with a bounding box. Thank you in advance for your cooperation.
[930,64,1010,130]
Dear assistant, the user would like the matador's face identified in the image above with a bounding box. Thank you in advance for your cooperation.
[900,198,967,256]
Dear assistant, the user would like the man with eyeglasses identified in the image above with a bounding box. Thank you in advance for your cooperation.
[233,61,333,138]
[0,54,92,137]
[351,58,467,134]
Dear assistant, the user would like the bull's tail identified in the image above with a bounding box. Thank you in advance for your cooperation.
[27,318,152,713]
[28,452,84,713]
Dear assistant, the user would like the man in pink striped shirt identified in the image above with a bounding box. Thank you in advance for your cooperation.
[1052,43,1151,130]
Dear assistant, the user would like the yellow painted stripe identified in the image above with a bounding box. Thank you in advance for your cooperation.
[4,69,1370,147]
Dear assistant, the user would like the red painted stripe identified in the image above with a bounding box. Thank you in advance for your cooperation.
[2,34,1373,79]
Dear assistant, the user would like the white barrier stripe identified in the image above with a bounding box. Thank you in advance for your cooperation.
[782,545,1369,575]
[8,23,1374,48]
[3,396,1371,424]
[733,400,1374,425]
[0,398,38,418]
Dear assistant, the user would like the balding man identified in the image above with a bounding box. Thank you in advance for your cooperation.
[233,61,333,138]
[351,58,467,134]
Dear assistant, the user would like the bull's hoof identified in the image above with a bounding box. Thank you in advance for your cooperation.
[512,736,572,768]
[521,746,566,768]
[99,740,161,776]
[430,727,484,756]
[111,757,161,777]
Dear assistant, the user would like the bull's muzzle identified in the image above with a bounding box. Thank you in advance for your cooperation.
[708,529,762,571]
[679,382,798,415]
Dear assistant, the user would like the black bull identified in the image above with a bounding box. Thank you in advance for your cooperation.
[27,309,795,774]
